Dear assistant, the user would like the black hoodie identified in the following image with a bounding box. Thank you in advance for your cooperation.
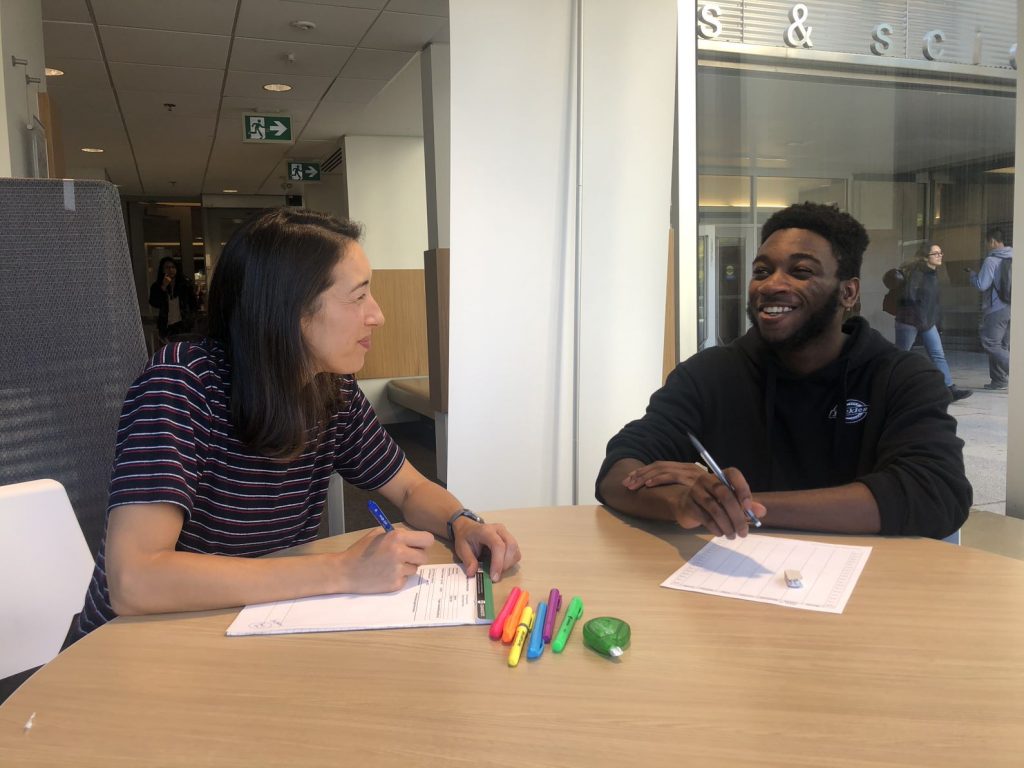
[597,316,971,538]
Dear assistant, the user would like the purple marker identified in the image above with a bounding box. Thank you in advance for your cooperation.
[542,588,562,643]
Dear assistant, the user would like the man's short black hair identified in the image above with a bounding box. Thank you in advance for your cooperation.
[986,227,1006,245]
[760,202,869,280]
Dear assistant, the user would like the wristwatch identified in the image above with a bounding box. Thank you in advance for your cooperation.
[446,508,485,541]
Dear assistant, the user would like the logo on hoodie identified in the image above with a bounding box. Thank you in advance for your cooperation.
[829,399,868,424]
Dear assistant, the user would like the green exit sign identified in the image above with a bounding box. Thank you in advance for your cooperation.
[288,162,321,182]
[243,115,292,142]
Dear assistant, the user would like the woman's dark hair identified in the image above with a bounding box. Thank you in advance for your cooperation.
[207,207,363,459]
[156,256,187,298]
[760,202,869,281]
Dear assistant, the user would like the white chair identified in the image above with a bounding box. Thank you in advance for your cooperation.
[0,480,94,685]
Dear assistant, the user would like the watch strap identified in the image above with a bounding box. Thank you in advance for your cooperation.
[446,508,484,541]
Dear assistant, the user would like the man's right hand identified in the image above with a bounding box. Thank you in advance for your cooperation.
[676,467,766,539]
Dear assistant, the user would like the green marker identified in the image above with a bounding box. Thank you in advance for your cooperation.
[552,596,583,652]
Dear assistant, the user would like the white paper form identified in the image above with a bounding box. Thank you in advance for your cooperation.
[226,564,489,637]
[661,535,871,614]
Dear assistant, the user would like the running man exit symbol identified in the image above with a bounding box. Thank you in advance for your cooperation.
[287,162,321,181]
[243,115,292,142]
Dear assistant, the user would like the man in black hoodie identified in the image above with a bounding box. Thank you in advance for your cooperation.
[597,202,971,540]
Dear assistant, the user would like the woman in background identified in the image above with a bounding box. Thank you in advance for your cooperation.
[893,243,972,402]
[75,208,520,640]
[148,256,196,343]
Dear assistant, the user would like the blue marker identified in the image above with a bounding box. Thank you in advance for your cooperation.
[367,500,394,532]
[527,601,548,660]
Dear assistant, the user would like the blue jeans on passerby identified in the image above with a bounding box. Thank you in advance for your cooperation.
[894,321,952,387]
[980,306,1011,386]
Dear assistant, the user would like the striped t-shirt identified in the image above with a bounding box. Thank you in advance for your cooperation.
[75,339,405,638]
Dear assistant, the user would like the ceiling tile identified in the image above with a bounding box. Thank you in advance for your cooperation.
[385,0,447,16]
[123,114,217,144]
[230,37,354,76]
[339,48,412,79]
[322,77,386,104]
[100,27,230,69]
[41,0,92,23]
[360,11,445,52]
[42,57,111,92]
[110,62,224,95]
[236,0,377,46]
[300,101,362,141]
[223,70,333,101]
[91,0,237,35]
[286,0,386,9]
[43,21,102,60]
[118,91,221,119]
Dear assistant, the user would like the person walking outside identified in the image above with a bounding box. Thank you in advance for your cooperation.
[893,244,972,402]
[969,228,1012,390]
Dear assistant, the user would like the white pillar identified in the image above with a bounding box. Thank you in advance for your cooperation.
[1006,0,1024,518]
[448,0,676,509]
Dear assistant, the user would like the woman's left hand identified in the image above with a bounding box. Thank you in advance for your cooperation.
[452,519,520,582]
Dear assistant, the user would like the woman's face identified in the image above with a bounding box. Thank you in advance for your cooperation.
[926,246,943,269]
[301,242,385,375]
[163,261,178,278]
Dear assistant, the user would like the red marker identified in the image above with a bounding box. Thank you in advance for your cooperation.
[489,587,521,640]
[501,590,530,644]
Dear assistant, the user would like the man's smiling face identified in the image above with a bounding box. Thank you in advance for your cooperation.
[746,228,848,351]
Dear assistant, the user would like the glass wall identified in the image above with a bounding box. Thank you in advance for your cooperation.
[694,0,1016,512]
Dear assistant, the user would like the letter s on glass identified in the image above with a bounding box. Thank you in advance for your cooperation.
[871,23,893,56]
[697,4,722,40]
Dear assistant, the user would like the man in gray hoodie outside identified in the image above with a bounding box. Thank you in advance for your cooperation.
[969,227,1012,390]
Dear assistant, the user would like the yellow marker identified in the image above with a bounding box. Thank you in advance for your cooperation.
[508,606,535,667]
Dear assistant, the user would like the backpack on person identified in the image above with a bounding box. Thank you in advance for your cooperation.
[882,267,905,316]
[995,257,1012,304]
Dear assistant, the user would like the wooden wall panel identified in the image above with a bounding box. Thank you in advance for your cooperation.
[360,269,429,379]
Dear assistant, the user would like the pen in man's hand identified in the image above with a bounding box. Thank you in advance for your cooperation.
[686,432,761,528]
[367,500,394,532]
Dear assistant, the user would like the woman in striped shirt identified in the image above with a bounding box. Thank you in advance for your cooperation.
[76,208,520,637]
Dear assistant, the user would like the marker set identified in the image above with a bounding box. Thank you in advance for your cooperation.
[489,587,583,667]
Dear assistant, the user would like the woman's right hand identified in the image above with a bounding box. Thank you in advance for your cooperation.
[335,527,434,593]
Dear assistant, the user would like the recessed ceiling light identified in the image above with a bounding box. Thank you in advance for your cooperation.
[222,189,238,193]
[290,20,316,31]
[263,83,293,92]
[45,67,64,77]
[80,147,104,153]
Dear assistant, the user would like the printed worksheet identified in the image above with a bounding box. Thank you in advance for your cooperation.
[661,535,871,614]
[226,564,492,636]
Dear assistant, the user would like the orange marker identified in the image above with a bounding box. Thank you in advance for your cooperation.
[501,590,530,643]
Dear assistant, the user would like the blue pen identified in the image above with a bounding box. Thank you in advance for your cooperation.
[367,500,394,532]
[527,602,548,660]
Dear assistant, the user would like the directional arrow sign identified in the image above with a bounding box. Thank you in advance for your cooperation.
[287,161,321,182]
[243,115,292,143]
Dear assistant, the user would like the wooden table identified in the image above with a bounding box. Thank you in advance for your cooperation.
[2,506,1024,767]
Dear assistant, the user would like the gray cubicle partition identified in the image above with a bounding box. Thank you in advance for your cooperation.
[0,178,147,558]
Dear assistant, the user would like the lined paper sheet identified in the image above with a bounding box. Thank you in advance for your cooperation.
[227,564,492,637]
[661,535,871,614]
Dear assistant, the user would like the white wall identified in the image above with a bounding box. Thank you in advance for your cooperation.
[448,0,677,509]
[0,0,45,178]
[1006,0,1024,518]
[343,135,428,270]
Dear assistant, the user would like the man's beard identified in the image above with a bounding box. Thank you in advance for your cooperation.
[746,286,841,352]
